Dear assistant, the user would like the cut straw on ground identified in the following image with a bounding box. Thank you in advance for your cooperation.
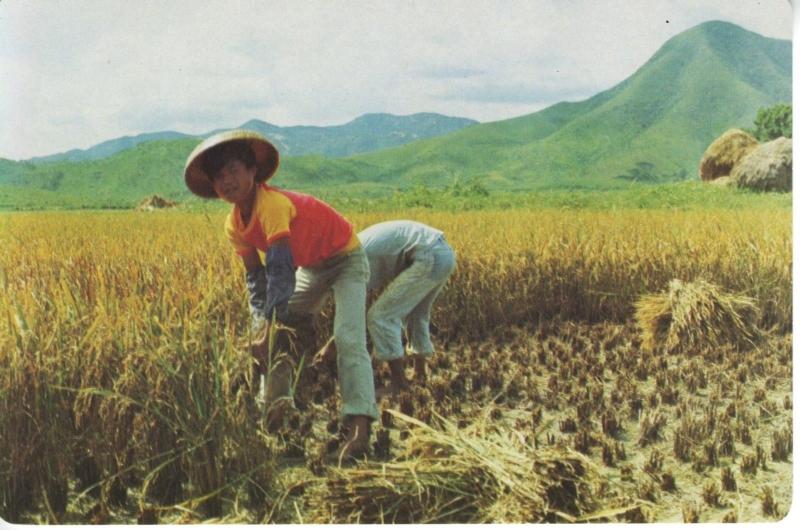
[306,410,641,523]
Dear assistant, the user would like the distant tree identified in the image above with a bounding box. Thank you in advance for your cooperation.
[748,103,792,141]
[616,161,657,182]
[615,163,690,183]
[446,176,489,197]
[666,168,690,181]
[396,182,436,208]
[393,177,490,208]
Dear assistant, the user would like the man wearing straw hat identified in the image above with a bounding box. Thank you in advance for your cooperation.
[184,130,377,461]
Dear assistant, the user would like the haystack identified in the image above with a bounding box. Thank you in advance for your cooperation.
[698,129,758,181]
[635,279,759,355]
[731,137,792,192]
[708,175,733,187]
[307,411,640,523]
[136,195,177,211]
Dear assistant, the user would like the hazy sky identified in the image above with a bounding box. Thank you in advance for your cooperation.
[0,0,793,160]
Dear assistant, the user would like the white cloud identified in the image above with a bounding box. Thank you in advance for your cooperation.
[0,0,793,159]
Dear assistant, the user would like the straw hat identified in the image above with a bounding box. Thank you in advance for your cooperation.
[184,130,280,198]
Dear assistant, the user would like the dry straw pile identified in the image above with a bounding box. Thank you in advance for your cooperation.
[635,279,760,354]
[307,411,638,523]
[698,129,758,181]
[732,137,793,192]
[136,195,177,211]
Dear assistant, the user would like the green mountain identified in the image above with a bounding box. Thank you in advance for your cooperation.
[0,20,791,208]
[236,113,479,158]
[325,20,791,189]
[28,131,192,164]
[0,139,200,208]
[24,113,477,163]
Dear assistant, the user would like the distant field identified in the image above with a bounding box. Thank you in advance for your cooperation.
[0,203,791,523]
[0,170,793,212]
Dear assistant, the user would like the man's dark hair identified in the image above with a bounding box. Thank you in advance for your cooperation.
[201,140,257,178]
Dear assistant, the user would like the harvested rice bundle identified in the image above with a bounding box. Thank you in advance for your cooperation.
[135,194,177,210]
[635,279,759,354]
[732,137,793,192]
[698,129,758,181]
[307,411,639,523]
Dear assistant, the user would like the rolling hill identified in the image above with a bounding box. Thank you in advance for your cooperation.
[27,131,192,164]
[0,20,791,208]
[25,113,478,163]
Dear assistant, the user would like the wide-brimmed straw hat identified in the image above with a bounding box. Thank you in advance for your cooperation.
[184,130,280,198]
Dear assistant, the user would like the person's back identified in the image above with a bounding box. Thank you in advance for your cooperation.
[358,220,455,396]
[359,220,444,291]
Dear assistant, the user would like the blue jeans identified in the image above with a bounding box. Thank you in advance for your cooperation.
[367,236,456,361]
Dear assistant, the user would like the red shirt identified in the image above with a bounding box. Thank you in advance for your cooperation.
[225,184,358,267]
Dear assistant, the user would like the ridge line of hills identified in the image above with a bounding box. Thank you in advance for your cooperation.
[23,112,479,164]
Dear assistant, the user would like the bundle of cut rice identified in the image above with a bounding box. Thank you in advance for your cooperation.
[136,195,177,210]
[307,411,640,523]
[635,279,760,354]
[698,129,759,181]
[732,137,793,192]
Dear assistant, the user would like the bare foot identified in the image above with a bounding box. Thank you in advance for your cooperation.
[413,355,428,384]
[265,397,294,432]
[376,358,410,399]
[375,380,409,400]
[338,415,371,464]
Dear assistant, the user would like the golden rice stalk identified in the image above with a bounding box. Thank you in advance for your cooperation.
[307,411,639,523]
[635,279,760,354]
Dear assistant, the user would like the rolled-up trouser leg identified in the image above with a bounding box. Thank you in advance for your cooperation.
[405,283,445,357]
[368,248,437,362]
[406,239,457,356]
[331,248,379,420]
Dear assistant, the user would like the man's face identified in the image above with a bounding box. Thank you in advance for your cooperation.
[212,159,256,205]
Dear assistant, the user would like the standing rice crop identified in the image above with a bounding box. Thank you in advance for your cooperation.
[0,213,276,522]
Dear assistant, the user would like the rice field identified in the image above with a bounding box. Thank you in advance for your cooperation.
[0,207,792,523]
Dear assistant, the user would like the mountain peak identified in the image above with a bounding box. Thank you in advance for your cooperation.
[349,112,477,126]
[239,119,279,130]
[672,19,790,53]
[658,20,786,50]
[695,19,749,33]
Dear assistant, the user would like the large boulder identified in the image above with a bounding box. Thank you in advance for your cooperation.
[698,129,758,181]
[731,137,792,192]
